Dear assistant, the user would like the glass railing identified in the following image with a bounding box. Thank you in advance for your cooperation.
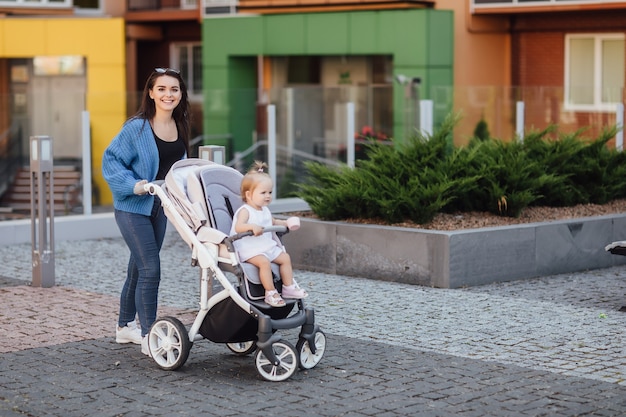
[449,85,623,146]
[0,124,23,213]
[0,84,623,216]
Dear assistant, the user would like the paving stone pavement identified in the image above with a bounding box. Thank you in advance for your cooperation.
[1,232,626,416]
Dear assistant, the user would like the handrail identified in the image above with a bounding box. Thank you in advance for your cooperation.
[0,126,24,202]
[227,139,343,172]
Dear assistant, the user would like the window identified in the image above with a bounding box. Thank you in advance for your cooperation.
[171,43,203,99]
[565,33,624,111]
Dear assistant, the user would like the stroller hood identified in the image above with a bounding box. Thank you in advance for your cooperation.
[163,158,231,251]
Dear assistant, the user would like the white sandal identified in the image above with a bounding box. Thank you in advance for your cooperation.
[264,290,285,307]
[282,284,308,299]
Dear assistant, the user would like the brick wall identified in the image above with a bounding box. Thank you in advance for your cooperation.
[514,32,564,87]
[510,11,626,141]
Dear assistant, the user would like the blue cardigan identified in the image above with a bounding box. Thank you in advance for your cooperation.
[102,118,161,216]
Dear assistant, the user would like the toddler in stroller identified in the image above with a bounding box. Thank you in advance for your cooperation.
[141,158,325,381]
[230,161,308,307]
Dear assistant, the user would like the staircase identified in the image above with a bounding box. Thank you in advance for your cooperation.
[0,166,82,220]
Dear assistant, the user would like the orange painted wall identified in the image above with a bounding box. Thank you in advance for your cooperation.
[436,0,513,143]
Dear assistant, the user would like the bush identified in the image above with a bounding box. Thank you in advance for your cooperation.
[296,114,625,224]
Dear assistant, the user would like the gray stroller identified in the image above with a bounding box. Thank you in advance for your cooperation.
[143,158,326,381]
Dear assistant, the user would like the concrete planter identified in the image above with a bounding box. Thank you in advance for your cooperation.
[281,214,626,288]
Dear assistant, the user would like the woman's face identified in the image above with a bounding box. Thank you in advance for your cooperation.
[149,75,182,113]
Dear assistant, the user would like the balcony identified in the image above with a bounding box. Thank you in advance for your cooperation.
[472,0,626,14]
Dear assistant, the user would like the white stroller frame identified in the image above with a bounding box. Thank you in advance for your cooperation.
[144,158,325,381]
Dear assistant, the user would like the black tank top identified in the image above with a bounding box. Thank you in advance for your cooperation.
[154,132,186,180]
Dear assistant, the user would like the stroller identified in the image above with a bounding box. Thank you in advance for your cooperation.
[143,158,326,381]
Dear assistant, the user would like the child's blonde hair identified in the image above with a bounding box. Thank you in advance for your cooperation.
[240,160,271,203]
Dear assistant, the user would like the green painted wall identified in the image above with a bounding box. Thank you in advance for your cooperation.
[202,9,453,155]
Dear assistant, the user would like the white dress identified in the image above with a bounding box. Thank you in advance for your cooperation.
[230,204,282,262]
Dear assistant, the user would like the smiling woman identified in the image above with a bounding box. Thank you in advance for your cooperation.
[101,67,191,357]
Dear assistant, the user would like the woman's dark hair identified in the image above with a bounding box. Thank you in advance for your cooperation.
[133,68,191,153]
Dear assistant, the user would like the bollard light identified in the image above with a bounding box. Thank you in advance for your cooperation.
[30,135,55,288]
[30,135,53,170]
[199,145,226,164]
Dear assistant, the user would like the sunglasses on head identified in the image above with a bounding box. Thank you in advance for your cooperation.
[154,67,180,75]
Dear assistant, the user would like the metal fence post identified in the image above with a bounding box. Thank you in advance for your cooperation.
[420,99,433,137]
[346,102,355,168]
[616,103,624,151]
[81,110,92,215]
[30,135,55,288]
[516,101,525,142]
[267,104,277,197]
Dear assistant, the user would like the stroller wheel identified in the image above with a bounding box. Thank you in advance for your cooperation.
[226,341,257,356]
[148,316,191,371]
[296,330,326,370]
[254,339,298,382]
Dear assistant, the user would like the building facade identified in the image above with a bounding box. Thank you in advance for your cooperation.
[462,0,626,145]
[2,1,624,209]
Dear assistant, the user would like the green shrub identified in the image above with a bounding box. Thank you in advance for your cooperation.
[296,113,625,224]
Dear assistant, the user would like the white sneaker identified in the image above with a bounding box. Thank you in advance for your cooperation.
[141,335,151,357]
[116,321,142,345]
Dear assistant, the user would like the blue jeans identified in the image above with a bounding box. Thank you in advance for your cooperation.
[115,198,167,336]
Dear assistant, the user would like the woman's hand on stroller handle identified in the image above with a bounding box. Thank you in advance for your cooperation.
[144,180,165,196]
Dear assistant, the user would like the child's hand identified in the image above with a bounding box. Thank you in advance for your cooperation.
[273,218,287,227]
[251,225,263,236]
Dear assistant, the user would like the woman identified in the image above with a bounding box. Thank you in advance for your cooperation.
[102,68,190,356]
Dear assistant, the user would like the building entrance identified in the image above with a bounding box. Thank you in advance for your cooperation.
[31,75,86,161]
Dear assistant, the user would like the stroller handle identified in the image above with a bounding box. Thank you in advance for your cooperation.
[263,225,288,234]
[145,180,165,195]
[223,225,289,254]
[229,225,288,241]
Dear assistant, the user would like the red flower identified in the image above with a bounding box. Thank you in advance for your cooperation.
[356,126,388,141]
